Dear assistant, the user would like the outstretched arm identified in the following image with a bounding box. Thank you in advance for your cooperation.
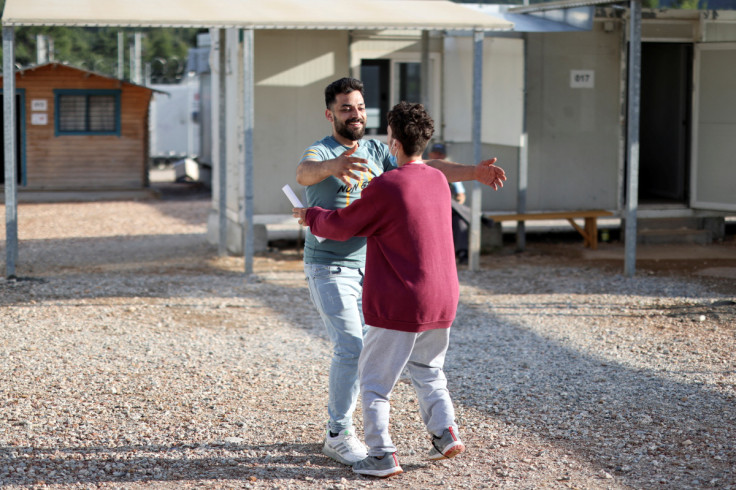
[292,205,374,242]
[292,181,386,242]
[426,157,506,191]
[296,145,369,186]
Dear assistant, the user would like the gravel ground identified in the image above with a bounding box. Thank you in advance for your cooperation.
[1,194,735,489]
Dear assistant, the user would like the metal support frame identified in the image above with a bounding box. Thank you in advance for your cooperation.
[242,28,255,275]
[420,30,430,112]
[3,26,18,278]
[516,34,529,252]
[624,0,641,277]
[132,31,142,84]
[117,31,124,79]
[217,29,228,256]
[469,29,484,271]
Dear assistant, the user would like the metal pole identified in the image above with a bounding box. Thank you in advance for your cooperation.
[133,32,143,84]
[117,31,124,80]
[242,28,255,276]
[217,29,228,256]
[516,34,529,252]
[624,0,641,277]
[420,30,430,112]
[469,29,483,272]
[129,43,135,84]
[3,27,18,278]
[36,34,47,64]
[438,31,446,141]
[186,72,194,156]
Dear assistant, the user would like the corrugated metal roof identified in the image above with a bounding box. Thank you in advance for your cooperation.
[1,0,513,31]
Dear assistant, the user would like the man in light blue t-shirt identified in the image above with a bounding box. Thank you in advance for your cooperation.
[295,77,506,466]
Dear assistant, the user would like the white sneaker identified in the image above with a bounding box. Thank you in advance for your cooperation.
[322,426,368,465]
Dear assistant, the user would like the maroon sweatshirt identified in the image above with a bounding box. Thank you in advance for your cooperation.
[305,163,459,333]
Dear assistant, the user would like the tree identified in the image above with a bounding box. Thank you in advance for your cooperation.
[0,0,199,84]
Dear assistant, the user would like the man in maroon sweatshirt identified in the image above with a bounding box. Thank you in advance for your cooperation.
[293,101,463,478]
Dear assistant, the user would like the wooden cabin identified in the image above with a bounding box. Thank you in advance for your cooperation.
[1,62,155,198]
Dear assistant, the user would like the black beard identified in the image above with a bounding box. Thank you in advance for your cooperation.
[335,117,365,141]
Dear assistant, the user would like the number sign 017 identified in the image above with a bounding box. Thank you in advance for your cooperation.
[570,70,595,89]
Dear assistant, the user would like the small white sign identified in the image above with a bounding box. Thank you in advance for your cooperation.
[31,99,48,111]
[570,70,595,89]
[31,113,48,125]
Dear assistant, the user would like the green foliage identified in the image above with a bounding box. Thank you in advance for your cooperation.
[0,16,199,83]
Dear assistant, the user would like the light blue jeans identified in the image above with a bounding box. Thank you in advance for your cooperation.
[359,326,457,456]
[304,263,366,434]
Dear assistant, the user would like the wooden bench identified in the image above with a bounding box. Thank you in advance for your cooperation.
[483,210,615,249]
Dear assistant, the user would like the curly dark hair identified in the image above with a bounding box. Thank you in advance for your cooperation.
[386,101,435,157]
[324,77,364,109]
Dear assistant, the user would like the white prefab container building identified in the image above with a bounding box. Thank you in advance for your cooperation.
[149,75,200,163]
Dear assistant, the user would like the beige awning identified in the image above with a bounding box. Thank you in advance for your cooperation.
[1,0,513,31]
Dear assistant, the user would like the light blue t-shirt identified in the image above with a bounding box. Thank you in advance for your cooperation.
[300,135,394,268]
[450,181,465,196]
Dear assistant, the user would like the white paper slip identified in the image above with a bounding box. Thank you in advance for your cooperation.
[282,184,303,207]
[282,184,325,243]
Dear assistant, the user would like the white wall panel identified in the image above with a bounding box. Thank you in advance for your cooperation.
[443,36,523,147]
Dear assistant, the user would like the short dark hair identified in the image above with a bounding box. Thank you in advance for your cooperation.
[325,77,364,109]
[387,101,435,157]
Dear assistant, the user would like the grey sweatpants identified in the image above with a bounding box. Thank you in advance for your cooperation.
[358,325,458,456]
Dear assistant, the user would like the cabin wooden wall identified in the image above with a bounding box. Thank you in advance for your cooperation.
[4,64,152,190]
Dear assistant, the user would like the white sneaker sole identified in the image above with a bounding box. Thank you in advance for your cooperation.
[428,441,465,460]
[353,466,403,478]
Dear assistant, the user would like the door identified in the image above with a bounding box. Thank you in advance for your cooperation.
[691,43,736,211]
[639,43,691,204]
[0,91,25,185]
[360,59,390,135]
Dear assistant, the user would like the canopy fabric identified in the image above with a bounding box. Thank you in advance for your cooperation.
[1,0,513,31]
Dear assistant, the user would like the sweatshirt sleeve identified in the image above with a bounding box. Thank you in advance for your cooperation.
[305,181,387,241]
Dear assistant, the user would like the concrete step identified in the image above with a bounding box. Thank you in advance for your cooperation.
[636,228,713,245]
[638,217,702,231]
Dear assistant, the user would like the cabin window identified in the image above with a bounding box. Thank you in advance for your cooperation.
[359,56,439,137]
[54,90,121,135]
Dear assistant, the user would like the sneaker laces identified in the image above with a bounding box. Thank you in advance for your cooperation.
[340,430,365,451]
[431,435,443,453]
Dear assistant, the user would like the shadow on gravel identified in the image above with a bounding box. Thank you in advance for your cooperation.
[0,442,367,486]
[0,234,217,287]
[2,226,735,487]
[449,290,735,488]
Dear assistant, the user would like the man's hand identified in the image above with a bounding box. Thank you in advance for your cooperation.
[473,158,506,191]
[292,207,308,226]
[327,145,369,185]
[296,144,369,186]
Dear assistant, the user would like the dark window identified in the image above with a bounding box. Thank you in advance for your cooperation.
[398,62,421,103]
[361,59,390,135]
[55,90,120,135]
[360,59,423,135]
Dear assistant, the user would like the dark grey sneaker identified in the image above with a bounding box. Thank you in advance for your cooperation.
[428,427,465,460]
[353,452,403,478]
